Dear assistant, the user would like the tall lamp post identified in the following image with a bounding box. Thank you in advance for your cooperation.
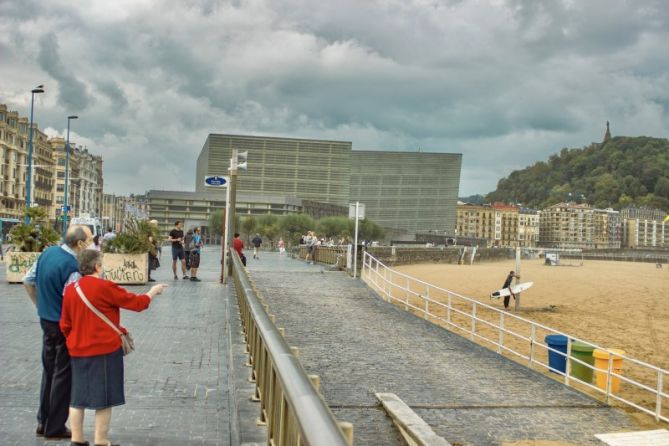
[25,85,45,223]
[62,115,78,238]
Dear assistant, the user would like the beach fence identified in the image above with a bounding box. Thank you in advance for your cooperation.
[361,251,669,423]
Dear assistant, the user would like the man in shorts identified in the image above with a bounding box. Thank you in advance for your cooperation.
[251,233,262,259]
[168,221,188,279]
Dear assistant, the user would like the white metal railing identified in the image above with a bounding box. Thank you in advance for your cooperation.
[361,251,669,423]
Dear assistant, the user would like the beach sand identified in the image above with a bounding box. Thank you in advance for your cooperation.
[392,259,669,428]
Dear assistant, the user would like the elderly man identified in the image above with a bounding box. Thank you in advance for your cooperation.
[24,225,93,439]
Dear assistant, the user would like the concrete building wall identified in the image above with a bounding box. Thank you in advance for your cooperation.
[350,151,461,233]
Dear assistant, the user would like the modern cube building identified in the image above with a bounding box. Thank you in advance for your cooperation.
[196,134,352,205]
[350,151,461,233]
[196,134,462,234]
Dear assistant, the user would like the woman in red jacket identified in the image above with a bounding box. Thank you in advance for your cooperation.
[61,249,167,446]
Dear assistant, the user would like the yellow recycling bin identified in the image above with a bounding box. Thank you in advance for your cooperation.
[593,348,625,392]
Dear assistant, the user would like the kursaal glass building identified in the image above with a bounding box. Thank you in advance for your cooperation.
[196,134,462,234]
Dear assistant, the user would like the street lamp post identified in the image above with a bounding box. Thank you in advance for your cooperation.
[25,85,45,223]
[62,115,78,238]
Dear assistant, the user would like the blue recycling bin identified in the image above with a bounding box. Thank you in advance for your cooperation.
[545,334,568,374]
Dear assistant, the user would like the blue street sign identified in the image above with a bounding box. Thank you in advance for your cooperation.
[62,205,71,211]
[204,175,229,187]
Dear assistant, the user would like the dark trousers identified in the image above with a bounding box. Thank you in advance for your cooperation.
[38,319,71,435]
[185,250,192,269]
[504,295,511,308]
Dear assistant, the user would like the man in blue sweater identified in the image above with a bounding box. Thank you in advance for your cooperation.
[24,225,92,439]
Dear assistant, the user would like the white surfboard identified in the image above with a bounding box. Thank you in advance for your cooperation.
[490,282,533,299]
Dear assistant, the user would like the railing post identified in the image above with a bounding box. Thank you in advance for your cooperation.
[529,325,536,367]
[424,288,429,320]
[471,302,476,340]
[447,294,452,325]
[498,313,504,354]
[565,338,572,386]
[339,422,354,446]
[405,277,410,304]
[605,354,613,403]
[656,372,664,422]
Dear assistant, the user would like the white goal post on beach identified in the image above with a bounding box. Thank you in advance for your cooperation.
[518,247,584,267]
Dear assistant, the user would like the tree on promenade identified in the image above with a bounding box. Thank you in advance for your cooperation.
[316,216,350,239]
[279,214,314,245]
[241,216,257,244]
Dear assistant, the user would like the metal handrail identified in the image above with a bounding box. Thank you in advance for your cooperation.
[231,251,352,445]
[361,251,669,423]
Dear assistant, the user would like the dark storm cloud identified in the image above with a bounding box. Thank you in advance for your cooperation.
[1,0,668,196]
[37,32,92,111]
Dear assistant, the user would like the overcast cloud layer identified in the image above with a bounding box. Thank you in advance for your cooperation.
[1,0,668,196]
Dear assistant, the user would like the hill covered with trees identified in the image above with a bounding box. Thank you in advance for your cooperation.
[485,136,669,211]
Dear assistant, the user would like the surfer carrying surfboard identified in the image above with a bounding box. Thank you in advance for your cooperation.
[502,270,520,309]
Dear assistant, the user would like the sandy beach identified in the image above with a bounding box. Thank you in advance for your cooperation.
[389,258,669,427]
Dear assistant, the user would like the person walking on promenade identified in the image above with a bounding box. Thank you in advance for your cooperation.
[60,249,168,446]
[278,238,285,256]
[168,221,188,280]
[23,225,93,440]
[502,270,520,310]
[232,232,246,266]
[190,227,203,281]
[305,231,316,264]
[183,229,194,271]
[251,233,262,259]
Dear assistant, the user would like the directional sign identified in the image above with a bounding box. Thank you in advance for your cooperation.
[348,203,365,220]
[204,175,229,187]
[61,205,71,212]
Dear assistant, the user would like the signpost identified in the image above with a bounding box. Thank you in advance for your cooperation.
[349,202,365,279]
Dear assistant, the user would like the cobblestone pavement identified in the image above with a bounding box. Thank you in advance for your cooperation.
[246,252,635,446]
[0,247,266,446]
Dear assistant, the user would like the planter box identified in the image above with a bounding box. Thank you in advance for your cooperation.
[102,253,148,285]
[5,251,40,283]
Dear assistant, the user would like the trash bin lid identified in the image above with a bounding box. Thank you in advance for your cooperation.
[593,348,626,359]
[544,334,568,346]
[571,341,595,353]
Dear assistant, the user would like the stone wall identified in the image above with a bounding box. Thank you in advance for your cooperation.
[366,246,514,266]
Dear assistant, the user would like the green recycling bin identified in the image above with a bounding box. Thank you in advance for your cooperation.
[570,341,595,382]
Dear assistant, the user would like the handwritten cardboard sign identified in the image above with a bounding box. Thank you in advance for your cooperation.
[102,253,148,285]
[5,252,40,283]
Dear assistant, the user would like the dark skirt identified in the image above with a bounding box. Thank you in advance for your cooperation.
[71,348,125,409]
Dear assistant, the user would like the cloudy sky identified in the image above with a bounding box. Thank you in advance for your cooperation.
[1,0,668,196]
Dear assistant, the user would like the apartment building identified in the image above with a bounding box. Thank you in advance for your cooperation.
[624,219,669,248]
[539,202,595,249]
[455,202,528,247]
[72,146,103,217]
[492,202,519,247]
[51,137,81,222]
[456,203,495,246]
[0,104,56,219]
[1,104,104,224]
[620,206,667,248]
[518,208,540,248]
[593,208,622,249]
